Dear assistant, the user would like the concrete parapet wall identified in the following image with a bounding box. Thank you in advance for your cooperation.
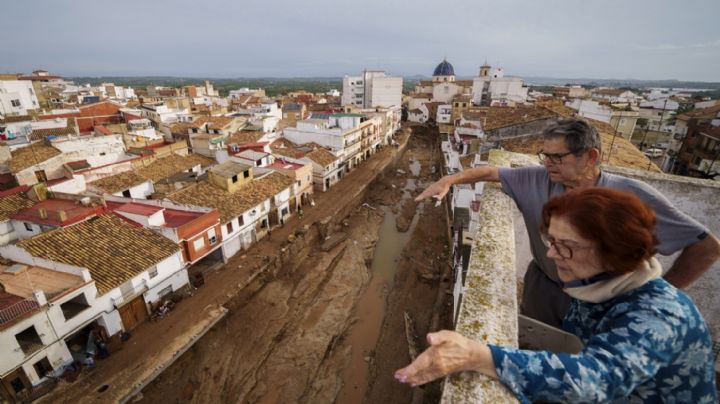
[442,149,522,403]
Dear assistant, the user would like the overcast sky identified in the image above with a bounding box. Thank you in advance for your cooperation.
[1,0,719,81]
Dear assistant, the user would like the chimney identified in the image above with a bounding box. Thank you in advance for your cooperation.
[57,210,67,222]
[38,208,47,219]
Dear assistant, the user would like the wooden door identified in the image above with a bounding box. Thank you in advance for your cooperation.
[118,296,148,331]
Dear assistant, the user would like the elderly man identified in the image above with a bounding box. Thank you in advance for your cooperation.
[416,118,720,327]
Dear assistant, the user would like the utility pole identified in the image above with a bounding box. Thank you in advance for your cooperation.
[605,107,624,164]
[647,99,669,171]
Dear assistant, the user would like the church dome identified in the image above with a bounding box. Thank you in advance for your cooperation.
[433,59,455,76]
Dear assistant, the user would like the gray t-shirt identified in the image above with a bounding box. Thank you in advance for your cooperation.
[498,165,708,283]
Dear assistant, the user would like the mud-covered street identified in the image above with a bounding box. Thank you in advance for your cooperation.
[32,125,450,404]
[133,124,451,404]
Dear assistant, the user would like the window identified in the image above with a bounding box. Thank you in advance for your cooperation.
[231,175,238,183]
[158,285,172,297]
[193,237,205,251]
[10,377,26,394]
[208,228,217,244]
[15,326,43,355]
[297,180,301,187]
[60,293,90,320]
[11,99,21,107]
[226,222,233,233]
[33,357,52,379]
[149,267,158,278]
[122,189,131,197]
[243,170,250,178]
[24,222,33,232]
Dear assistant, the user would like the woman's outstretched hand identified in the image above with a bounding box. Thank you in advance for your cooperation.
[394,330,494,387]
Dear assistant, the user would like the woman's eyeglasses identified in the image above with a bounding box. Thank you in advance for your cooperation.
[541,233,594,259]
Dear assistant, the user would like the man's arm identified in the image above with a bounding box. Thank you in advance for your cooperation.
[664,234,720,289]
[415,166,501,202]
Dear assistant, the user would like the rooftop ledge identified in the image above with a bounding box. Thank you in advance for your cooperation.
[441,149,533,403]
[441,149,720,403]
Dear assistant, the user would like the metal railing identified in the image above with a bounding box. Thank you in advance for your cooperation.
[0,299,40,326]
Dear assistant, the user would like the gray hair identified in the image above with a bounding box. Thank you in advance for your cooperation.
[542,118,602,156]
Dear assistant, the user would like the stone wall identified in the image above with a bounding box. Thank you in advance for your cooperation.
[441,150,524,403]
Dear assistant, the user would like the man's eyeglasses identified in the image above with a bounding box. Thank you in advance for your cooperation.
[538,150,575,165]
[541,233,594,260]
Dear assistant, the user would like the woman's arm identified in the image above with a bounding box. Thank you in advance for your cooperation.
[396,309,690,403]
[394,330,497,386]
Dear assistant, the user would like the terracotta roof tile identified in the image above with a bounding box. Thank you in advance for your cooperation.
[304,147,339,167]
[89,153,214,191]
[270,138,305,159]
[482,106,557,131]
[17,214,180,295]
[188,116,236,130]
[89,171,148,193]
[270,138,338,166]
[0,193,35,221]
[184,153,215,168]
[168,172,294,223]
[676,104,720,121]
[227,130,265,145]
[135,154,206,182]
[207,117,235,130]
[187,117,210,129]
[9,144,62,173]
[170,122,193,135]
[29,119,78,141]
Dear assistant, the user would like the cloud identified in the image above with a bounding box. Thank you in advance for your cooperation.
[632,39,720,51]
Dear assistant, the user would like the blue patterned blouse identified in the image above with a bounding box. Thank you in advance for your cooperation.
[488,279,717,403]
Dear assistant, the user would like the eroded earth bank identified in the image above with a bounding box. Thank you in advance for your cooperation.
[137,125,451,404]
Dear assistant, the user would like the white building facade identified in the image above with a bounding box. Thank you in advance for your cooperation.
[342,70,402,109]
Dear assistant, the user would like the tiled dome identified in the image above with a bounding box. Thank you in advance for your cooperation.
[433,59,455,76]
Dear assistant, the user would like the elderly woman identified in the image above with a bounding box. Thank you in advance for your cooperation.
[395,188,717,403]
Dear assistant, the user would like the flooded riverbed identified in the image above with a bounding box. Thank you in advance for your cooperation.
[337,180,424,403]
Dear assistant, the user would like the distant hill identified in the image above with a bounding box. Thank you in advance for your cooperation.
[68,75,720,97]
[521,76,720,90]
[68,77,344,97]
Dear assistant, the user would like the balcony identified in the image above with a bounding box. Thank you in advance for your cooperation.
[0,299,40,328]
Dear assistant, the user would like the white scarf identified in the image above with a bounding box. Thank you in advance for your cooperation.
[563,257,663,303]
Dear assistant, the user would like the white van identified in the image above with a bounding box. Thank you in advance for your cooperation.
[644,148,664,158]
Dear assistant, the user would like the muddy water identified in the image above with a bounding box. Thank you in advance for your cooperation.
[337,190,423,403]
[409,159,421,177]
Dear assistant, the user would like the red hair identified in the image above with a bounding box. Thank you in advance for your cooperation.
[541,188,659,275]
